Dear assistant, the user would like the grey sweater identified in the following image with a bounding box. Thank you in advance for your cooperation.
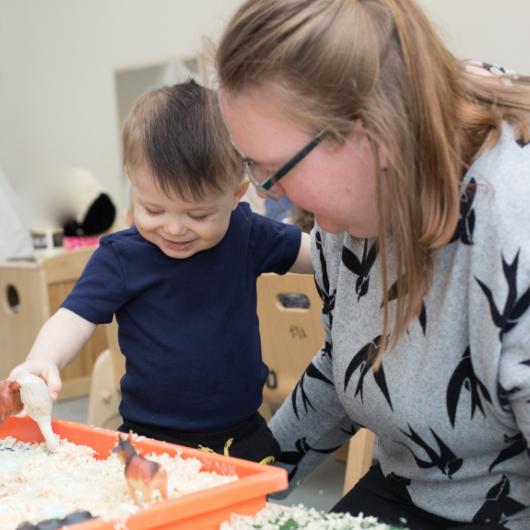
[269,123,530,529]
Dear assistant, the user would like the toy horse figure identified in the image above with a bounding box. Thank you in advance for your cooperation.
[0,379,23,423]
[0,375,58,450]
[112,433,168,505]
[16,373,59,451]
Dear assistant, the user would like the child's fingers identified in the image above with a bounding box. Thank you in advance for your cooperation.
[8,365,30,381]
[43,366,62,399]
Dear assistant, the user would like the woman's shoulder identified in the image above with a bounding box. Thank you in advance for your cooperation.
[468,122,530,219]
[311,226,349,255]
[310,226,361,280]
[464,122,530,267]
[472,121,529,172]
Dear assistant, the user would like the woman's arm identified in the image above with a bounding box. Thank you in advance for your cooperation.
[289,232,313,274]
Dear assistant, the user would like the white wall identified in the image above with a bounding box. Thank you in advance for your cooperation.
[417,0,530,73]
[0,0,528,226]
[0,0,241,223]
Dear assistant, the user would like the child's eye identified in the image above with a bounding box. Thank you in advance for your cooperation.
[189,213,209,221]
[146,208,163,216]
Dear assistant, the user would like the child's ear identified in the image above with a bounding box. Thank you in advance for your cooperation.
[232,180,250,208]
[124,207,134,227]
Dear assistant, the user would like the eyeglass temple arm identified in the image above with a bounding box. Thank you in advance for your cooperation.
[262,131,327,190]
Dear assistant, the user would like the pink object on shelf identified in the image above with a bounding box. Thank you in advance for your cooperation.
[63,236,100,250]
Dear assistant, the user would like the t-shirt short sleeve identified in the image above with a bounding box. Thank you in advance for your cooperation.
[248,208,302,275]
[61,238,128,324]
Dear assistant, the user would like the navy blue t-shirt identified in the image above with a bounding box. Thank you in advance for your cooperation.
[62,203,301,431]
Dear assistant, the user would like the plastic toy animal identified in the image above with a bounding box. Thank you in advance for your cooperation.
[16,373,59,451]
[0,379,23,424]
[16,510,94,530]
[112,432,168,504]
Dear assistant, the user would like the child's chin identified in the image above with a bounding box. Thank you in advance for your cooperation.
[161,246,198,259]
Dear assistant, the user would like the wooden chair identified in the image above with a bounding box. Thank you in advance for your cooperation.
[86,318,123,429]
[0,248,107,399]
[257,273,375,493]
[257,273,324,412]
[343,429,376,494]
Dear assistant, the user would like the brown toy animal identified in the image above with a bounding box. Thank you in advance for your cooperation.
[0,379,23,424]
[112,433,168,505]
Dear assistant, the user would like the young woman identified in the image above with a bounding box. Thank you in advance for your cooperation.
[216,1,530,528]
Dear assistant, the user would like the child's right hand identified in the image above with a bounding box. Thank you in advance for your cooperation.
[9,360,62,400]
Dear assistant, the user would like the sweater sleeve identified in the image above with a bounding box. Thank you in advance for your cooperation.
[269,229,359,494]
[498,275,530,452]
[468,125,530,462]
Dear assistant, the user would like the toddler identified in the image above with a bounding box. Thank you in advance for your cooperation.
[10,80,311,463]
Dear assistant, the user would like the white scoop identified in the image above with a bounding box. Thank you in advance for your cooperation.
[16,373,59,451]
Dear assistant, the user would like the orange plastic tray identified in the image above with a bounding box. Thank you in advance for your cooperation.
[0,416,287,530]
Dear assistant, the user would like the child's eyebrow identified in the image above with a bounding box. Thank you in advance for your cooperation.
[139,199,163,208]
[187,204,219,214]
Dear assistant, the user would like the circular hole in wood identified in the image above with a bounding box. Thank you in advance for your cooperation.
[277,292,310,309]
[6,284,20,314]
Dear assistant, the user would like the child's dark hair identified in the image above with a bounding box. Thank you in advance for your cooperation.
[123,79,243,199]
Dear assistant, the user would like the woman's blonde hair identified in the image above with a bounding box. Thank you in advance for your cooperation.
[216,0,530,364]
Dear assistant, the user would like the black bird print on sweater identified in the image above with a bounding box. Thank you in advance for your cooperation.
[473,475,526,525]
[342,239,378,300]
[489,433,528,472]
[446,346,492,427]
[315,231,336,330]
[279,437,342,481]
[344,335,393,410]
[475,250,530,339]
[497,382,520,414]
[291,360,333,420]
[399,425,463,478]
[450,177,477,245]
[385,278,427,335]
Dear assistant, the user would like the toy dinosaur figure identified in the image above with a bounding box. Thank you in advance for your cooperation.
[112,432,168,505]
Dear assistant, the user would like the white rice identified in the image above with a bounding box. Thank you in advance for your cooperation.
[220,502,409,530]
[0,435,237,529]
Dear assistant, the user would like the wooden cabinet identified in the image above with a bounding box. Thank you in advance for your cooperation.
[0,248,107,399]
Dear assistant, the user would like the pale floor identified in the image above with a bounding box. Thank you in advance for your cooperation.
[53,396,346,512]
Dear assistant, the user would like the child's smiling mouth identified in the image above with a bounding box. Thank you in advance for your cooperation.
[161,237,196,251]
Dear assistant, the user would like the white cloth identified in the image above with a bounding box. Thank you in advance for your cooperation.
[0,167,33,259]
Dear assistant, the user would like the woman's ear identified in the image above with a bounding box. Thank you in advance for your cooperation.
[233,180,250,208]
[377,143,388,170]
[357,120,388,171]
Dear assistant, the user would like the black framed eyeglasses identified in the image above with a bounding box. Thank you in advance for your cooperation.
[234,130,327,199]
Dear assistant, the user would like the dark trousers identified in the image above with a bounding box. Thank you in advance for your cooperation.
[118,412,280,464]
[332,465,509,530]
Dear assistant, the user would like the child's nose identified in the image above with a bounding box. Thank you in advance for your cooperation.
[164,218,187,236]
